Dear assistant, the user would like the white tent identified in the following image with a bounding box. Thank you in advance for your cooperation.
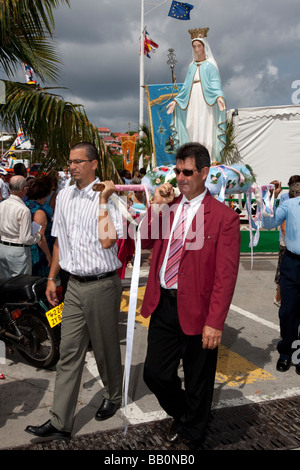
[228,105,300,186]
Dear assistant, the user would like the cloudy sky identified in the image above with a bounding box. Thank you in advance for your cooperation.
[37,0,300,132]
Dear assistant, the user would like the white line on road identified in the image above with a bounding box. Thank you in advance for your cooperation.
[230,304,280,332]
[84,303,289,425]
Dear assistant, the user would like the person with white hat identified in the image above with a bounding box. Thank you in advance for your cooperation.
[0,167,10,201]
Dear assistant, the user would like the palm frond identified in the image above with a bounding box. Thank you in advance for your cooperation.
[0,0,70,83]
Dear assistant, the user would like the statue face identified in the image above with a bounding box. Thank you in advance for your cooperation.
[192,40,205,61]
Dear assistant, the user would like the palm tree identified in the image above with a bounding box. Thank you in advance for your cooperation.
[0,0,114,178]
[135,123,153,169]
[220,119,241,166]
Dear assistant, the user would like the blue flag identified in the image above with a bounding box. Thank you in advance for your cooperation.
[168,1,194,20]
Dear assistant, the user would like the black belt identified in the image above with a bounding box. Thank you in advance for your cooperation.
[70,271,116,283]
[286,249,300,261]
[0,240,30,247]
[161,287,177,298]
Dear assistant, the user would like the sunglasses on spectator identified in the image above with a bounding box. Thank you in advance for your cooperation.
[174,168,198,177]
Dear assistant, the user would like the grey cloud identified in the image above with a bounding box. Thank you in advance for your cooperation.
[50,0,300,131]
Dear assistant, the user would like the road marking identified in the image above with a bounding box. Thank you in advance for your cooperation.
[82,290,290,424]
[230,304,280,332]
[85,350,300,423]
[214,387,300,409]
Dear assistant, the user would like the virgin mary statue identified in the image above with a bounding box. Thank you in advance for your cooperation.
[167,28,226,163]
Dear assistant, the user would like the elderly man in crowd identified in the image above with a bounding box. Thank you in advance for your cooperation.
[0,175,41,277]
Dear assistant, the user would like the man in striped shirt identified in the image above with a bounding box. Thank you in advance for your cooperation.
[26,142,124,439]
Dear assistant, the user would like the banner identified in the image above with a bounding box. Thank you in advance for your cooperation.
[145,83,182,166]
[121,135,136,175]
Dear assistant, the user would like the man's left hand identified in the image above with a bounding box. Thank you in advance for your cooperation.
[99,180,116,203]
[202,325,222,349]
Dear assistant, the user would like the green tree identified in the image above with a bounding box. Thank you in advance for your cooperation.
[135,123,153,169]
[0,0,116,179]
[221,119,241,166]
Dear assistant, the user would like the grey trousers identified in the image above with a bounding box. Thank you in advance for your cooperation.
[50,273,123,432]
[0,244,32,278]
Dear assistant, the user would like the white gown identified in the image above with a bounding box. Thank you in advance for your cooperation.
[185,65,215,158]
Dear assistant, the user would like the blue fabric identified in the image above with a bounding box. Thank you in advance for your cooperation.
[172,61,226,161]
[25,200,55,276]
[262,196,300,255]
[168,1,194,20]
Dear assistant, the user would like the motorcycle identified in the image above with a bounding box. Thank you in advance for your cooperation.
[0,274,62,369]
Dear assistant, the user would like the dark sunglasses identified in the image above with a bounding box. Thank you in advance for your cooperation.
[174,168,198,177]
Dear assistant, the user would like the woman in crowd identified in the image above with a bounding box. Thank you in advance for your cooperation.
[26,174,55,276]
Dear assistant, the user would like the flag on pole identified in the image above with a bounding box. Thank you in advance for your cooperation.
[144,31,159,58]
[22,63,37,84]
[168,1,194,20]
[8,126,32,153]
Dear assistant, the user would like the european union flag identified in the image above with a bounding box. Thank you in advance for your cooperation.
[168,1,194,20]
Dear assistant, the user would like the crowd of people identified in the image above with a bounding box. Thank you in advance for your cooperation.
[0,142,299,451]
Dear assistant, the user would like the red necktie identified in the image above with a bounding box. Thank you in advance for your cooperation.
[164,202,190,288]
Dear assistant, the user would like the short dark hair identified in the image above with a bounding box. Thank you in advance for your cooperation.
[14,162,27,177]
[70,141,99,162]
[289,182,300,198]
[27,175,53,200]
[288,175,300,186]
[176,142,211,171]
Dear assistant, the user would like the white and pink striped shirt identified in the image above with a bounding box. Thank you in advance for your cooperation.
[51,178,123,276]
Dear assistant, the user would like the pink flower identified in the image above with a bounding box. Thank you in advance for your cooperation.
[155,178,161,184]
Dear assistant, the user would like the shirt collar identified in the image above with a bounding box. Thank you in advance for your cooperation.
[9,194,25,205]
[74,178,100,198]
[181,189,207,208]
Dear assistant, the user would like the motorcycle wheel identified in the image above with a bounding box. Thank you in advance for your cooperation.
[16,308,60,369]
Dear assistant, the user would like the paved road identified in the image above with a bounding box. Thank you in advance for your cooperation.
[1,252,300,450]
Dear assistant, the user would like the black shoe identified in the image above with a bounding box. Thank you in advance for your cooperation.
[166,420,179,443]
[296,364,300,375]
[95,399,121,421]
[25,420,71,438]
[276,358,291,372]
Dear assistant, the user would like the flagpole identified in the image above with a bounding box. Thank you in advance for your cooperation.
[139,0,144,135]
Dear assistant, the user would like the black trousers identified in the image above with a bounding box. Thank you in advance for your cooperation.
[278,251,300,359]
[143,288,218,442]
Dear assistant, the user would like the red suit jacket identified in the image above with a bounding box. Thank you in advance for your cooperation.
[140,192,241,335]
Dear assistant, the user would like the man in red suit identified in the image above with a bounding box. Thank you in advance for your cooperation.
[140,142,240,449]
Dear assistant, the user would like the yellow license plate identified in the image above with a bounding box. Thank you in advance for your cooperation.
[46,303,64,328]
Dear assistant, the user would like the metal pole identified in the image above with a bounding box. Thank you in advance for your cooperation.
[139,0,144,134]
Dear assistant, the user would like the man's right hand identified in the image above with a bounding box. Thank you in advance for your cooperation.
[46,280,59,307]
[153,183,175,205]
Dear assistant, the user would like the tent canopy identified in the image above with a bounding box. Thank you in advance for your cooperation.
[229,105,300,186]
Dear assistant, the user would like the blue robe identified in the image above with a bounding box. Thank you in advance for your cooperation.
[172,60,226,162]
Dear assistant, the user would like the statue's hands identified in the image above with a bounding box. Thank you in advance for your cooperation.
[217,97,226,111]
[166,101,176,114]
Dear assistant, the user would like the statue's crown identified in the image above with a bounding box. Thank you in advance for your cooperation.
[188,27,209,40]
